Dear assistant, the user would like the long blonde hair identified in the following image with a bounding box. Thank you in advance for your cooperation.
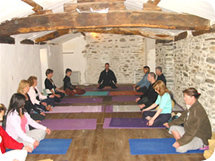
[17,80,29,95]
[153,80,170,96]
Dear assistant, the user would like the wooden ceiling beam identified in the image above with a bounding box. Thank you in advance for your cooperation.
[0,10,210,36]
[77,0,125,3]
[144,0,161,11]
[64,1,125,13]
[21,0,43,12]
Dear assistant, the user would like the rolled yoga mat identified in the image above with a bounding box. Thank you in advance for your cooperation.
[112,95,139,102]
[129,138,204,155]
[41,119,97,130]
[6,139,72,155]
[31,139,72,154]
[103,118,165,129]
[60,97,103,104]
[48,105,104,113]
[109,91,142,96]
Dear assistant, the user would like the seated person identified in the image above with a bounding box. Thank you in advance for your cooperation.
[28,76,54,111]
[97,63,117,89]
[136,72,158,110]
[142,80,172,127]
[63,68,86,96]
[6,93,51,150]
[155,66,166,85]
[17,80,45,121]
[0,103,32,161]
[134,66,150,93]
[164,88,212,153]
[45,69,65,102]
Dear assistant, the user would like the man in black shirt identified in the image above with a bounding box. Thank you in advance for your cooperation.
[155,66,166,85]
[136,72,158,110]
[97,63,117,89]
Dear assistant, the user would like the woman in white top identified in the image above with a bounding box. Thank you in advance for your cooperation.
[6,93,51,150]
[28,76,54,111]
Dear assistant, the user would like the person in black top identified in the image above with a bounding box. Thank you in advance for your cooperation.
[45,69,65,103]
[136,72,158,111]
[63,68,86,96]
[155,66,166,85]
[17,80,45,121]
[97,63,117,89]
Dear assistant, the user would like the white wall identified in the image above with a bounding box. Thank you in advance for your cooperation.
[0,43,64,107]
[145,38,156,73]
[62,35,87,84]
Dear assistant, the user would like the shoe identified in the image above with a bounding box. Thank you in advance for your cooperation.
[199,145,209,150]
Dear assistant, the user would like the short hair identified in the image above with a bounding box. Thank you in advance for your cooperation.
[46,69,53,76]
[0,104,6,113]
[144,66,150,73]
[153,80,169,96]
[28,76,37,87]
[155,66,162,72]
[183,88,201,99]
[148,72,156,79]
[17,80,29,95]
[65,68,72,74]
[105,63,109,66]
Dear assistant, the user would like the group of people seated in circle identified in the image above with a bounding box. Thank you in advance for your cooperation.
[0,68,86,161]
[99,63,212,153]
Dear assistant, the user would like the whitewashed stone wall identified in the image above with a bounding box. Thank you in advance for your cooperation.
[156,33,215,130]
[84,33,146,84]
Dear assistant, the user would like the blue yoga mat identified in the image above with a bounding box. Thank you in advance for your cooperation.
[129,138,204,155]
[77,91,108,96]
[31,139,72,154]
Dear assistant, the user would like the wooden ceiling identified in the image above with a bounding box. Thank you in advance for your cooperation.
[0,0,213,44]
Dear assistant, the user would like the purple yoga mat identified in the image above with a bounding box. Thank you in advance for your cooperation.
[85,86,133,91]
[103,118,165,129]
[112,95,139,102]
[60,97,103,104]
[47,106,104,113]
[105,105,113,112]
[41,119,97,130]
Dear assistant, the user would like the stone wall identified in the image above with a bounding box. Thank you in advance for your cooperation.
[156,33,215,130]
[84,33,146,84]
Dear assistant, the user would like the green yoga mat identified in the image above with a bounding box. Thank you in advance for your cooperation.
[77,91,108,96]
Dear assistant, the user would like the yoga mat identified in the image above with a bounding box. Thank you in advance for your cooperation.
[85,86,133,91]
[41,119,97,130]
[32,139,72,154]
[109,91,142,96]
[48,105,104,113]
[105,105,140,112]
[112,95,139,102]
[60,97,103,104]
[103,118,165,129]
[77,91,108,96]
[129,138,204,155]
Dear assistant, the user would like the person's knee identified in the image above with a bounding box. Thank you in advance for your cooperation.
[169,125,180,133]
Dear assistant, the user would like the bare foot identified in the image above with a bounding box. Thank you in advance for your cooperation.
[145,116,152,120]
[139,104,145,110]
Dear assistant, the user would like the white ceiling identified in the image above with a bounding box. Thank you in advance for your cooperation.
[1,0,215,42]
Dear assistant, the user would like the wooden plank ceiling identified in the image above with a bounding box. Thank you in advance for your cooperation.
[0,0,212,44]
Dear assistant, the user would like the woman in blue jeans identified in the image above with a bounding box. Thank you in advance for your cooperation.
[142,80,172,127]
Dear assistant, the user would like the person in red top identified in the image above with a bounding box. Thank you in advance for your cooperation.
[0,103,32,161]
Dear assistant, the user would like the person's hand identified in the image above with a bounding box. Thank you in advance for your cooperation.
[41,102,47,106]
[115,83,118,87]
[33,140,39,147]
[46,128,51,135]
[173,142,180,148]
[97,84,100,88]
[73,90,77,93]
[55,94,61,98]
[40,112,46,116]
[136,86,140,90]
[136,98,140,102]
[49,95,54,98]
[61,90,66,94]
[147,119,154,126]
[23,146,32,152]
[163,123,169,128]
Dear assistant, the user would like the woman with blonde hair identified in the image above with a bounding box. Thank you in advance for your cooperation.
[142,80,172,126]
[17,80,45,121]
[28,76,54,111]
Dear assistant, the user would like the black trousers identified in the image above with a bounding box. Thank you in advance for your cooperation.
[142,111,171,127]
[30,113,45,121]
[98,82,117,89]
[49,91,65,103]
[137,96,154,109]
[135,86,147,93]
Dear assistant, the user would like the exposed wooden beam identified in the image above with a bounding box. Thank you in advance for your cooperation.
[77,0,125,3]
[192,29,215,37]
[21,0,43,12]
[64,2,125,13]
[30,10,53,16]
[0,11,210,36]
[0,36,15,44]
[153,0,161,6]
[174,31,188,41]
[144,0,161,11]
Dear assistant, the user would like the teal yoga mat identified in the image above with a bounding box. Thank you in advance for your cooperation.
[77,91,108,96]
[129,138,204,155]
[32,139,72,154]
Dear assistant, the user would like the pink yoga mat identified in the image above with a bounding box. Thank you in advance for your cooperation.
[48,106,104,113]
[60,97,103,104]
[41,119,97,130]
